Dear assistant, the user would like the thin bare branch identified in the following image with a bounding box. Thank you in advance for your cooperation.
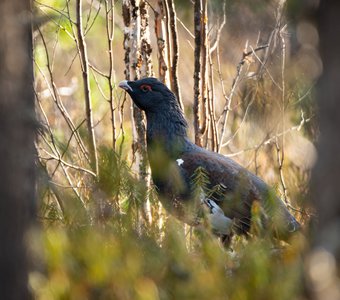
[35,0,76,24]
[209,2,226,54]
[207,45,218,151]
[104,0,117,150]
[84,0,103,35]
[38,149,97,177]
[90,67,110,100]
[276,5,289,205]
[176,16,194,39]
[217,43,245,152]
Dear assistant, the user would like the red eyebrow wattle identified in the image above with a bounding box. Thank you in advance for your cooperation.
[140,84,152,91]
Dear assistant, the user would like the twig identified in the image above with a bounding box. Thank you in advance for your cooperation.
[104,0,117,150]
[207,43,218,151]
[38,149,97,177]
[90,67,110,101]
[277,6,289,205]
[209,2,226,54]
[275,139,288,205]
[117,91,127,157]
[35,0,76,24]
[176,16,194,39]
[290,85,313,106]
[89,62,109,78]
[84,0,102,35]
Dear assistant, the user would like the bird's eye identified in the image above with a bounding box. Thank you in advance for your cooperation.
[140,84,152,92]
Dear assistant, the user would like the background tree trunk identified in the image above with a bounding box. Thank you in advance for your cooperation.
[311,0,340,262]
[0,0,35,298]
[307,2,340,299]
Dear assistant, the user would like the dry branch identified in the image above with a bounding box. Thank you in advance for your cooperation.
[104,0,117,150]
[166,0,183,109]
[154,0,170,84]
[193,0,202,146]
[193,0,210,147]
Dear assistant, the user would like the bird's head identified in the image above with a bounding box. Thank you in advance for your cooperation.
[119,77,188,150]
[118,77,180,113]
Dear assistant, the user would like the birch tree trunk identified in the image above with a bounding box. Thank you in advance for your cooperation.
[122,0,148,181]
[122,0,153,225]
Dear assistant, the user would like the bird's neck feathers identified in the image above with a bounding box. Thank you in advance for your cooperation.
[146,98,188,156]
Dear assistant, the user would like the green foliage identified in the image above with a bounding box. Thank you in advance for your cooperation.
[31,218,304,300]
[191,166,211,198]
[97,146,137,201]
[33,152,305,299]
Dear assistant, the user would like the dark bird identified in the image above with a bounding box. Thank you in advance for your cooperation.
[119,77,300,242]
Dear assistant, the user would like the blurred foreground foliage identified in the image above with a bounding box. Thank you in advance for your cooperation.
[31,217,304,300]
[32,148,306,300]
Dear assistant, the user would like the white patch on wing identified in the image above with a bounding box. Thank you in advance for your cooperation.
[205,199,223,215]
[203,198,233,235]
[176,158,184,166]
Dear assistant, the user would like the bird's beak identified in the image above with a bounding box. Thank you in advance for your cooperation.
[118,80,133,92]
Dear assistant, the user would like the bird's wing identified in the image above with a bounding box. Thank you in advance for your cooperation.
[176,149,299,235]
[174,150,257,233]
